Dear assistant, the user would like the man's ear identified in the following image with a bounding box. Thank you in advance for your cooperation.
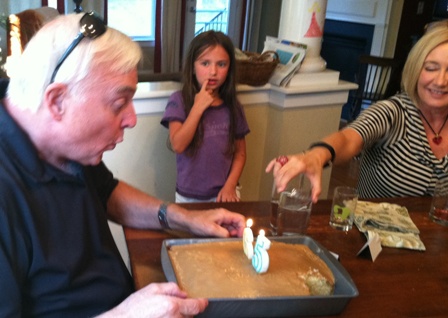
[44,83,67,120]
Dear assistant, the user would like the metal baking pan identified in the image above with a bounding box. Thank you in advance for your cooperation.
[161,236,358,317]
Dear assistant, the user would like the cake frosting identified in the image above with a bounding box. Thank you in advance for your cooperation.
[168,241,335,298]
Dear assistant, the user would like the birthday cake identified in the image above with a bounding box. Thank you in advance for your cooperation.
[167,241,335,298]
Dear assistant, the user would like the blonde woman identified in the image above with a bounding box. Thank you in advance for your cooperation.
[267,27,448,202]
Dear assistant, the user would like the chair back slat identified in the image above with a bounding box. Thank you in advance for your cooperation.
[350,55,401,121]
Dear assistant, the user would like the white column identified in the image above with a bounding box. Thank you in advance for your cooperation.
[278,0,328,73]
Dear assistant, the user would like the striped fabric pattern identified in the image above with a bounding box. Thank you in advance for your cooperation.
[348,93,448,199]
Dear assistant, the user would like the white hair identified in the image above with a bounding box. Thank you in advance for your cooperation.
[7,13,142,112]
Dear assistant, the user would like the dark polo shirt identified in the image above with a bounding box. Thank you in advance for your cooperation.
[0,94,134,316]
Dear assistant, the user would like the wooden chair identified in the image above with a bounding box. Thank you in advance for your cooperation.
[350,55,401,121]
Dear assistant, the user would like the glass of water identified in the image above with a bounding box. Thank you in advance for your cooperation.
[277,186,313,236]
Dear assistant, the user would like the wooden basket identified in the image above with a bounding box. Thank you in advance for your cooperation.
[236,51,279,86]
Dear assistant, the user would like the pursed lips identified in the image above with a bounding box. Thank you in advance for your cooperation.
[106,135,124,150]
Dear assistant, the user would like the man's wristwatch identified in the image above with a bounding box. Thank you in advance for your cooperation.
[158,202,171,230]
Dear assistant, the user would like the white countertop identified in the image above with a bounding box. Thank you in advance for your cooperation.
[134,81,183,99]
[133,71,358,115]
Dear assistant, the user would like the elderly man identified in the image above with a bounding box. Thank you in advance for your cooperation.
[0,12,245,317]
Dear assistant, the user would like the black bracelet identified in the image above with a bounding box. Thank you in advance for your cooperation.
[308,142,336,167]
[158,202,171,230]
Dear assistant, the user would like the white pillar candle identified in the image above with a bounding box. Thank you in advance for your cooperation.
[252,229,271,274]
[243,218,254,259]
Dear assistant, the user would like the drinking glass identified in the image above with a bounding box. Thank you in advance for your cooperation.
[430,179,448,226]
[274,176,313,236]
[270,175,310,235]
[329,186,358,231]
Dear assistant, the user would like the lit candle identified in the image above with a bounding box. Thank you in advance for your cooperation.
[243,218,254,259]
[252,229,271,274]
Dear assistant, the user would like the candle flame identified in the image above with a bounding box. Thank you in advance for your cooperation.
[246,218,253,228]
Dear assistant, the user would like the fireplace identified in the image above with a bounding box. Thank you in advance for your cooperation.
[321,19,374,119]
[321,20,374,83]
[322,0,393,120]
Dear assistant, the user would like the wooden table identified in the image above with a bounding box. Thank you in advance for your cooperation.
[124,197,448,317]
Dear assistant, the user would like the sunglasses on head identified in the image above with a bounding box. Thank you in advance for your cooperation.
[50,11,106,84]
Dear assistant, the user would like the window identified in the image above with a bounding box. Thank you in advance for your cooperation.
[194,0,229,35]
[47,0,58,9]
[42,0,156,42]
[183,0,244,57]
[107,0,156,41]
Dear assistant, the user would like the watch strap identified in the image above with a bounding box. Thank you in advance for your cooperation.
[308,142,336,168]
[158,202,171,230]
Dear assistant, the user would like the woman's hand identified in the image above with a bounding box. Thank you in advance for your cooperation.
[266,130,363,203]
[265,152,325,203]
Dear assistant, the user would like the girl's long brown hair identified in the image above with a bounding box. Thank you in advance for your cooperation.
[181,30,239,156]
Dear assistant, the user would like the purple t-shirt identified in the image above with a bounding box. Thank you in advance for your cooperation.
[161,91,250,199]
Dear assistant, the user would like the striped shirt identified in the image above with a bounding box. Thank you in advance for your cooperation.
[348,92,448,199]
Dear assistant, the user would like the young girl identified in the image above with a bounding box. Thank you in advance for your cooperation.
[161,31,250,203]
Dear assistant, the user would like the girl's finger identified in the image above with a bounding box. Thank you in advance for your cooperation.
[200,79,209,91]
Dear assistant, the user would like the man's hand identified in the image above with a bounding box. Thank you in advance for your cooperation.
[98,282,208,318]
[185,208,245,238]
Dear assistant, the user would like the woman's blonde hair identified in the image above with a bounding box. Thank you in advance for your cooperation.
[402,27,448,105]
